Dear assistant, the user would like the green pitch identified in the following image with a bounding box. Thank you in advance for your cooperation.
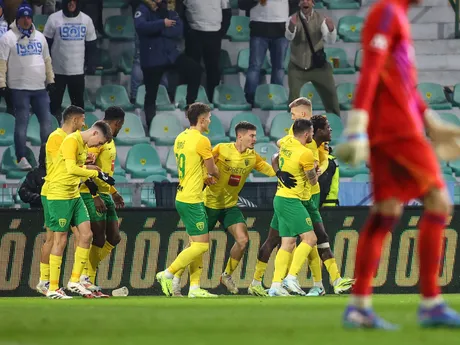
[0,294,459,345]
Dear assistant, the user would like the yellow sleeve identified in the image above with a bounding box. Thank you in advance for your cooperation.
[48,135,64,160]
[196,136,213,160]
[255,153,276,177]
[299,150,315,171]
[62,138,99,178]
[109,185,118,194]
[318,144,329,175]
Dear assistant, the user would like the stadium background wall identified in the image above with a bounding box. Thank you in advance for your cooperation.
[0,207,459,297]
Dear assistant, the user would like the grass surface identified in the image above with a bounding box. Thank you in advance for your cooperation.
[0,294,459,345]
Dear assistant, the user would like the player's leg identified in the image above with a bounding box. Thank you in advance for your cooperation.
[37,195,52,295]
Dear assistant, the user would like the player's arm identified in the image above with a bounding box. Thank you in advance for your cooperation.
[62,137,99,179]
[212,144,220,161]
[197,136,219,179]
[318,145,329,176]
[255,153,276,177]
[276,135,290,148]
[272,152,297,188]
[47,135,64,161]
[300,151,317,186]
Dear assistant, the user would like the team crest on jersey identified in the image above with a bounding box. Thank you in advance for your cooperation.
[306,218,312,226]
[244,159,249,166]
[196,222,205,231]
[59,218,67,228]
[96,210,103,217]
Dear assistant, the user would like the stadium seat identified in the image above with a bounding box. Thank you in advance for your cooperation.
[0,113,15,146]
[314,0,325,8]
[351,174,370,182]
[226,16,250,42]
[269,112,292,141]
[438,113,460,126]
[125,144,166,178]
[417,83,452,110]
[82,113,99,130]
[336,83,355,110]
[451,83,460,107]
[324,0,360,9]
[0,179,15,208]
[325,48,355,74]
[220,49,238,75]
[135,85,175,111]
[96,85,134,111]
[115,112,149,145]
[253,143,278,177]
[338,16,363,42]
[230,0,238,8]
[325,113,343,144]
[237,48,271,73]
[204,115,230,145]
[300,83,325,111]
[254,84,288,110]
[339,162,368,177]
[114,155,125,176]
[141,175,170,207]
[112,175,132,207]
[34,15,48,32]
[165,147,178,177]
[104,15,135,40]
[149,113,183,146]
[443,174,456,183]
[455,185,460,204]
[27,114,59,145]
[354,49,363,71]
[174,85,214,110]
[62,88,96,112]
[439,159,452,174]
[229,112,269,142]
[103,0,129,9]
[119,49,134,75]
[213,84,251,111]
[0,145,37,179]
[94,49,118,76]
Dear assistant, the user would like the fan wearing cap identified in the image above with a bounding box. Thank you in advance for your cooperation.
[0,1,55,171]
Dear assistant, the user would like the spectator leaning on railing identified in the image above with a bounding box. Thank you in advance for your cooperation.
[18,144,46,208]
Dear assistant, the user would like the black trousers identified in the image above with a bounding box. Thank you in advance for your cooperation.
[185,28,222,101]
[50,74,85,122]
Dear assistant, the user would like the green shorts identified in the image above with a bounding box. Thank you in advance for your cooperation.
[273,196,313,237]
[47,197,90,232]
[81,193,119,223]
[269,213,279,231]
[302,194,323,224]
[41,195,50,228]
[176,200,208,236]
[205,206,246,231]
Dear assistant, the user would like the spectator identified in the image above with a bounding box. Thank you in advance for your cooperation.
[18,144,46,208]
[0,0,7,35]
[239,0,295,105]
[134,0,201,128]
[43,0,97,124]
[285,0,340,116]
[183,0,231,100]
[0,1,55,170]
[319,144,339,207]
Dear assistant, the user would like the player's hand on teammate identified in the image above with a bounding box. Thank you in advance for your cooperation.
[424,109,460,161]
[112,192,125,209]
[86,164,101,172]
[98,171,115,186]
[204,174,217,186]
[93,195,107,213]
[85,153,96,164]
[276,170,297,188]
[316,166,322,176]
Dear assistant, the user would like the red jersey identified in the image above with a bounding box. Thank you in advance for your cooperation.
[353,0,428,146]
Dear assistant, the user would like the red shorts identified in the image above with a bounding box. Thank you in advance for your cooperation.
[370,137,445,203]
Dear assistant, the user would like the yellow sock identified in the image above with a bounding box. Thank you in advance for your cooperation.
[40,262,50,281]
[224,257,240,276]
[189,254,203,287]
[175,268,185,278]
[87,245,102,283]
[99,241,115,261]
[324,258,341,282]
[49,254,62,292]
[70,246,90,283]
[253,260,268,281]
[273,249,292,283]
[307,246,322,283]
[288,242,313,277]
[168,242,209,275]
[288,246,296,267]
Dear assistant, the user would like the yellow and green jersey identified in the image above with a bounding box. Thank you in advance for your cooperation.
[41,128,68,197]
[46,131,99,200]
[204,143,275,209]
[275,136,315,200]
[174,129,213,204]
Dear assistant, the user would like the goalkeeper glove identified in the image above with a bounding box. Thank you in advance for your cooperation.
[84,179,99,196]
[97,171,115,186]
[276,170,297,188]
[424,109,460,161]
[335,109,369,166]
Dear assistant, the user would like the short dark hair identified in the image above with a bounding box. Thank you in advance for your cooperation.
[187,102,211,126]
[62,105,85,123]
[311,115,328,134]
[235,121,257,136]
[292,119,313,136]
[104,106,125,121]
[91,120,113,143]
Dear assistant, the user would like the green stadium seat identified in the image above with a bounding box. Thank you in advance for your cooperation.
[351,174,370,182]
[104,15,135,40]
[300,83,325,111]
[141,175,170,207]
[451,83,460,107]
[226,16,250,42]
[455,185,460,204]
[213,84,251,111]
[125,144,166,178]
[325,48,355,74]
[94,49,118,76]
[338,16,363,42]
[0,179,15,208]
[149,113,183,146]
[114,155,125,176]
[237,48,271,73]
[82,113,99,130]
[115,112,149,145]
[34,15,48,32]
[112,175,132,207]
[135,85,175,111]
[27,114,59,145]
[204,115,230,145]
[254,84,288,110]
[324,0,360,9]
[118,49,134,75]
[230,0,238,8]
[354,49,363,71]
[269,112,292,141]
[229,112,269,143]
[62,88,96,112]
[0,113,15,146]
[439,113,460,126]
[96,85,134,111]
[339,162,368,177]
[418,83,452,110]
[336,83,356,110]
[325,113,344,145]
[220,49,238,75]
[439,159,452,175]
[174,85,214,110]
[103,0,128,9]
[165,147,178,177]
[443,174,456,183]
[450,159,460,175]
[253,143,278,177]
[0,145,37,179]
[15,176,29,208]
[314,0,325,8]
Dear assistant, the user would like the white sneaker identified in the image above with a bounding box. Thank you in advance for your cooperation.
[67,281,94,298]
[17,157,32,170]
[220,273,239,294]
[46,288,72,299]
[282,277,306,296]
[36,280,49,296]
[268,286,291,297]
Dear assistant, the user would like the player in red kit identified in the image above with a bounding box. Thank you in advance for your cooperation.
[336,0,460,329]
